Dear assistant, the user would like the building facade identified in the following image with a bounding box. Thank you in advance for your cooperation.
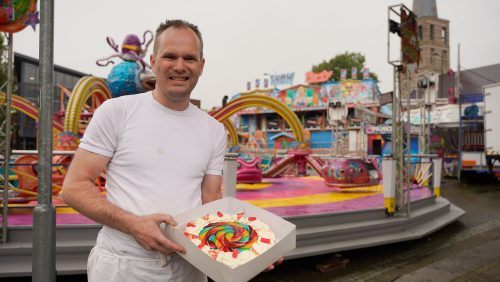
[13,53,89,149]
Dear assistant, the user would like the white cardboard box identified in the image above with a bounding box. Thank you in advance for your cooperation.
[165,197,296,282]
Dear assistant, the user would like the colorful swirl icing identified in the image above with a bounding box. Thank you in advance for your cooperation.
[199,221,258,252]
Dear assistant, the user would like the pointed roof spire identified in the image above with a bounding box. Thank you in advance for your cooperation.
[413,0,438,18]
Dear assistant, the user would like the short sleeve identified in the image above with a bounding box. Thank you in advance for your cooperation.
[79,99,119,157]
[205,122,227,176]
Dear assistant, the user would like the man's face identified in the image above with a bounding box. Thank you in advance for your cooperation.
[150,27,205,103]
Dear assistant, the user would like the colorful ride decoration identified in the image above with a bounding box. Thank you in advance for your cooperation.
[63,76,111,135]
[11,154,70,200]
[270,132,296,155]
[96,31,155,97]
[55,132,80,150]
[0,92,64,133]
[0,0,38,33]
[235,80,379,112]
[236,156,262,184]
[321,157,381,188]
[210,94,305,147]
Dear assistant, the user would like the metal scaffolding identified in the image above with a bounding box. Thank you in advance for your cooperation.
[388,4,415,216]
[1,32,13,244]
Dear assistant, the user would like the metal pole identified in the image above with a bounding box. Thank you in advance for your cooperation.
[32,0,56,280]
[2,33,13,243]
[406,74,411,217]
[456,44,462,181]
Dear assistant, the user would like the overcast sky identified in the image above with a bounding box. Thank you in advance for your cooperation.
[13,0,500,110]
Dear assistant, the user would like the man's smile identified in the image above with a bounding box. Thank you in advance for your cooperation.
[170,76,189,81]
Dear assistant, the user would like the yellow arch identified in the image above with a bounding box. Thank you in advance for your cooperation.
[64,76,112,134]
[212,94,304,145]
[222,119,239,147]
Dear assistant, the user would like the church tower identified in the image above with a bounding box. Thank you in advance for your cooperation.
[413,0,450,75]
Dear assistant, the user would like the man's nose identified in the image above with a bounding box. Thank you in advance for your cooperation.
[172,59,187,71]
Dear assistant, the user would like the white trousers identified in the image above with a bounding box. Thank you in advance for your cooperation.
[87,227,206,282]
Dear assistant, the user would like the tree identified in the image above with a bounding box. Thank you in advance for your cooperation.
[311,51,378,82]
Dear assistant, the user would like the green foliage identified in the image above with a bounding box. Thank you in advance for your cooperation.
[311,51,379,82]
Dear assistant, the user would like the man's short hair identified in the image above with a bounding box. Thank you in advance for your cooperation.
[153,19,204,58]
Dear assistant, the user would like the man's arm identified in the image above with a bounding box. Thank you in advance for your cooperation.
[201,174,223,204]
[62,148,185,255]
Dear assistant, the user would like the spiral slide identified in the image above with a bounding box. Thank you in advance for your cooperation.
[0,92,64,132]
[210,94,305,146]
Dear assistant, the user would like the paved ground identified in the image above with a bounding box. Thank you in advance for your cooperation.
[252,178,500,282]
[2,178,499,282]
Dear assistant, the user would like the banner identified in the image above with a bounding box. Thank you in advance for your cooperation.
[270,73,295,87]
[255,79,260,89]
[305,70,333,84]
[400,8,420,67]
[351,67,358,79]
[264,78,269,88]
[362,68,370,79]
[340,69,347,80]
[246,81,251,91]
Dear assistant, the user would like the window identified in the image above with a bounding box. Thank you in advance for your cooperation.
[55,72,65,86]
[441,27,447,43]
[22,63,38,83]
[21,83,38,105]
[418,25,423,40]
[430,24,434,40]
[430,48,435,63]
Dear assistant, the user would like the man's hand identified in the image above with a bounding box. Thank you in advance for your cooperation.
[264,257,284,272]
[129,213,186,255]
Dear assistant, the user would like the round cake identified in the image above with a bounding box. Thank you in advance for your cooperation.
[183,211,275,268]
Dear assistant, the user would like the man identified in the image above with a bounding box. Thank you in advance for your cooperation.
[62,20,225,281]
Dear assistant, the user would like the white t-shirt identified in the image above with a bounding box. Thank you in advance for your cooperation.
[80,91,226,217]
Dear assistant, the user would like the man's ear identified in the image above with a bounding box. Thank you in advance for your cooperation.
[150,54,156,70]
[200,58,206,76]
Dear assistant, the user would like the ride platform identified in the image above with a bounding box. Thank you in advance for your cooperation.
[0,176,464,277]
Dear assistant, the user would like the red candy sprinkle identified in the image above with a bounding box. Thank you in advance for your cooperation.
[217,211,223,217]
[187,222,196,227]
[260,238,271,244]
[183,232,198,239]
[248,216,256,221]
[209,250,218,259]
[236,212,245,220]
[197,243,204,249]
[232,249,239,258]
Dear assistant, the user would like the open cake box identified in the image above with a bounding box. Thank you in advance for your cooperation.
[164,197,296,282]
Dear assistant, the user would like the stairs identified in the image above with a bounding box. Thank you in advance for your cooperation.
[287,197,465,259]
[0,196,465,277]
[0,224,100,277]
